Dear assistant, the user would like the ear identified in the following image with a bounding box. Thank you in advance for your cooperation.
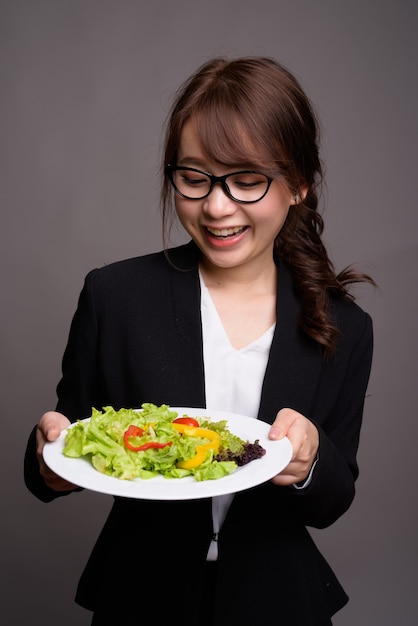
[290,185,308,205]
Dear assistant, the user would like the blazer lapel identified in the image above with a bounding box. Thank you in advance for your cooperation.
[168,242,206,408]
[258,261,323,424]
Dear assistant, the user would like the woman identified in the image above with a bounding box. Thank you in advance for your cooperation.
[25,57,374,625]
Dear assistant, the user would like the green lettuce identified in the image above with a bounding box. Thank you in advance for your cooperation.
[62,404,263,482]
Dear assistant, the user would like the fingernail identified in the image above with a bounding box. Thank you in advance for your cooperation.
[269,427,283,440]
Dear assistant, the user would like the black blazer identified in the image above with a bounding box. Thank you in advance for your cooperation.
[24,241,373,625]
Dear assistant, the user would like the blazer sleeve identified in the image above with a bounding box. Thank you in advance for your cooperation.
[284,308,374,528]
[24,271,102,502]
[230,305,373,535]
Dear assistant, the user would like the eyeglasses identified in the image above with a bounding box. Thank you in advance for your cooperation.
[166,165,273,203]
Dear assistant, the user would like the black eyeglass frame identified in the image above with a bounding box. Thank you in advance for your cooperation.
[165,164,273,204]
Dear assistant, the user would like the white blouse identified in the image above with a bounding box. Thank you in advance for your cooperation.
[199,272,275,560]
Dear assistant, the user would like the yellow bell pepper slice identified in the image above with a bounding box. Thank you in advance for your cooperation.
[172,424,221,446]
[172,424,221,469]
[177,445,209,469]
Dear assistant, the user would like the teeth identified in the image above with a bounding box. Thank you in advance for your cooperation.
[207,226,244,237]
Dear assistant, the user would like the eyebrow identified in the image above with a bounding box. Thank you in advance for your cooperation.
[177,157,207,168]
[177,156,258,171]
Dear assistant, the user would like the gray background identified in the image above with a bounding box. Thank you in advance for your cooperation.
[2,1,417,624]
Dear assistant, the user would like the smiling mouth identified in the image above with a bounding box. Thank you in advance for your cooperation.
[206,226,248,238]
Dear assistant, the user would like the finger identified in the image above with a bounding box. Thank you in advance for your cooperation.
[40,462,79,492]
[271,470,299,487]
[41,457,79,491]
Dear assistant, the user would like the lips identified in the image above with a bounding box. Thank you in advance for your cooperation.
[205,226,248,238]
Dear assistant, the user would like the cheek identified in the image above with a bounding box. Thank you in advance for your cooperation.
[261,203,290,236]
[277,206,291,230]
[174,198,187,222]
[174,199,197,230]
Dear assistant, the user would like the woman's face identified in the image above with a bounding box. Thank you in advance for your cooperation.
[173,120,296,273]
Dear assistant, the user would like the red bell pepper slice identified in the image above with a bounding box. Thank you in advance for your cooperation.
[123,424,172,452]
[123,424,144,451]
[132,441,173,452]
[172,416,199,427]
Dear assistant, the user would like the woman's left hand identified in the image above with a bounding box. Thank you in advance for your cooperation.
[268,408,319,486]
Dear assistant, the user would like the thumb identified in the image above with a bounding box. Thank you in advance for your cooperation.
[40,411,70,441]
[269,407,301,440]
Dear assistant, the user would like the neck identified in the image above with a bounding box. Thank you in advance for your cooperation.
[199,258,278,295]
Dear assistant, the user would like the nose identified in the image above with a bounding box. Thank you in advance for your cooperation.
[202,183,237,218]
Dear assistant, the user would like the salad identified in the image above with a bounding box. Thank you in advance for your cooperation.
[63,403,266,482]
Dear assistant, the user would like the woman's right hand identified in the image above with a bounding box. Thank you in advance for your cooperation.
[36,411,79,491]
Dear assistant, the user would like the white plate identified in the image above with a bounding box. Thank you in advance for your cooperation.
[43,407,293,500]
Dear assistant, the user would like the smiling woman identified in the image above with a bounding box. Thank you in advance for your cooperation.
[24,56,374,626]
[170,118,294,279]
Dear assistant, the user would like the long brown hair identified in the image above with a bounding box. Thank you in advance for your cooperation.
[161,57,374,355]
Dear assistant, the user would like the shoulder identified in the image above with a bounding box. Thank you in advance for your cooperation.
[84,241,199,292]
[331,295,372,331]
[279,261,373,341]
[329,295,373,356]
